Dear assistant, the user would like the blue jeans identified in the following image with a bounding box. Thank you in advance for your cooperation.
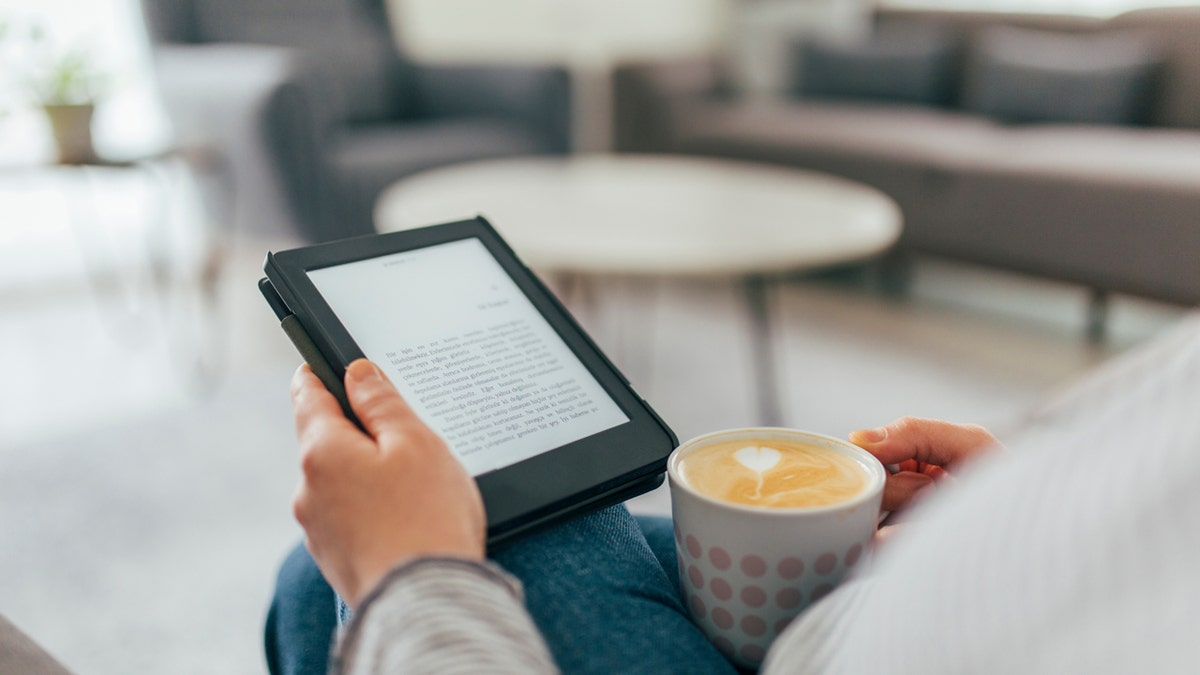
[265,506,739,674]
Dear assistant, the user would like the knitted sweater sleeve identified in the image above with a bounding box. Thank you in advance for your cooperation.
[332,558,558,675]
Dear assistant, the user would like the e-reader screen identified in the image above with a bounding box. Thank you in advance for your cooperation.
[306,237,629,476]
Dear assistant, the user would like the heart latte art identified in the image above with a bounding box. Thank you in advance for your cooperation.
[678,438,869,508]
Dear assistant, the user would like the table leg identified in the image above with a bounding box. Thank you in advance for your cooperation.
[165,153,234,394]
[745,275,783,427]
[68,166,155,342]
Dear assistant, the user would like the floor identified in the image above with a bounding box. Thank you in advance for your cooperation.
[0,203,1185,673]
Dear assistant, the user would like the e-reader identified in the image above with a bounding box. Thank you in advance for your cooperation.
[260,216,677,546]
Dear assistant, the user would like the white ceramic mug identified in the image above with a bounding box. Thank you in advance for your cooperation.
[668,428,886,668]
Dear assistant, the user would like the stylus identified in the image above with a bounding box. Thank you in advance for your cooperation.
[279,315,358,422]
[259,278,360,425]
[260,277,292,321]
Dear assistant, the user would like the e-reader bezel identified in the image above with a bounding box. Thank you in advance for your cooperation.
[263,216,677,544]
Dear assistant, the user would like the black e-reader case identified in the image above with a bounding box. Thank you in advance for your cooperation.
[260,216,677,547]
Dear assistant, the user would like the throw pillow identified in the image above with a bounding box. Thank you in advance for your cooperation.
[962,26,1160,125]
[794,23,957,107]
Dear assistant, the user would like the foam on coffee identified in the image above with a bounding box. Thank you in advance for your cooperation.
[678,438,868,508]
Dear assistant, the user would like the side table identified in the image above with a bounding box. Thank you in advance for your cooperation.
[376,155,902,425]
[0,144,233,390]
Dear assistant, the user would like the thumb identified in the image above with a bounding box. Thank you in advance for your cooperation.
[849,417,998,468]
[344,359,423,444]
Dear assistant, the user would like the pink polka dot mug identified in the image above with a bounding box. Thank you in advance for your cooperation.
[668,428,885,668]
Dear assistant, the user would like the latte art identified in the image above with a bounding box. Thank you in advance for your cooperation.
[679,438,869,508]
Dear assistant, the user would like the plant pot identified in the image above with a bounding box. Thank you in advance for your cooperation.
[43,103,97,165]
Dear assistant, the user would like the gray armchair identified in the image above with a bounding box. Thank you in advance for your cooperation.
[141,0,572,242]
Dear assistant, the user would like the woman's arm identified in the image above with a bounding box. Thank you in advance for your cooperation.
[290,359,557,673]
[334,558,556,675]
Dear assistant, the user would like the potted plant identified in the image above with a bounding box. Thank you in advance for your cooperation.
[35,46,104,165]
[1,19,105,164]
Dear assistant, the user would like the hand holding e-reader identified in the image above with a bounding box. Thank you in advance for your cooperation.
[261,217,676,546]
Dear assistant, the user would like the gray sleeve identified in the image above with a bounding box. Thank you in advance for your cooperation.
[331,558,558,675]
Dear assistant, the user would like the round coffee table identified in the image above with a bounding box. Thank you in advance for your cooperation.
[376,155,902,424]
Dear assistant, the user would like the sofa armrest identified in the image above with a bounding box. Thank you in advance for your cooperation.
[152,44,325,149]
[152,43,341,239]
[612,57,725,153]
[0,615,71,675]
[410,63,572,154]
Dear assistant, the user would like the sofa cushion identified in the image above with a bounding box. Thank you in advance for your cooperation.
[668,100,996,240]
[331,118,557,235]
[672,98,1200,193]
[927,125,1200,303]
[944,125,1200,190]
[962,26,1160,125]
[672,99,995,168]
[1111,7,1200,129]
[794,25,957,106]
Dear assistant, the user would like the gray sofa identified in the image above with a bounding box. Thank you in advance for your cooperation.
[613,6,1200,309]
[141,0,572,242]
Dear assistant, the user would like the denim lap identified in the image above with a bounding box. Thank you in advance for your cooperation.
[268,505,736,675]
[493,506,733,674]
[266,543,339,675]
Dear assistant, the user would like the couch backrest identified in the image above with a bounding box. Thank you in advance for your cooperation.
[873,8,1101,107]
[142,0,409,123]
[874,6,1200,129]
[141,0,199,43]
[190,0,383,46]
[143,0,392,45]
[1111,7,1200,129]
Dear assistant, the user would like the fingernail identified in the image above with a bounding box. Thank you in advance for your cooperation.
[854,427,888,444]
[347,359,380,382]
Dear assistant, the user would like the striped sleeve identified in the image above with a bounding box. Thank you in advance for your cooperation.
[763,314,1200,674]
[332,557,559,675]
[760,580,872,675]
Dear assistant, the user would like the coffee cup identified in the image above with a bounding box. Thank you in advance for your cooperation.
[667,428,885,668]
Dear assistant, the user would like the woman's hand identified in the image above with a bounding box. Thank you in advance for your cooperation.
[290,359,485,608]
[849,417,1001,514]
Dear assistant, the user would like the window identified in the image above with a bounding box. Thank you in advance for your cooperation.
[0,0,164,162]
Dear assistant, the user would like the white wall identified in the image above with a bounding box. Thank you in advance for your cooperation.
[389,0,730,65]
[388,0,1198,67]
